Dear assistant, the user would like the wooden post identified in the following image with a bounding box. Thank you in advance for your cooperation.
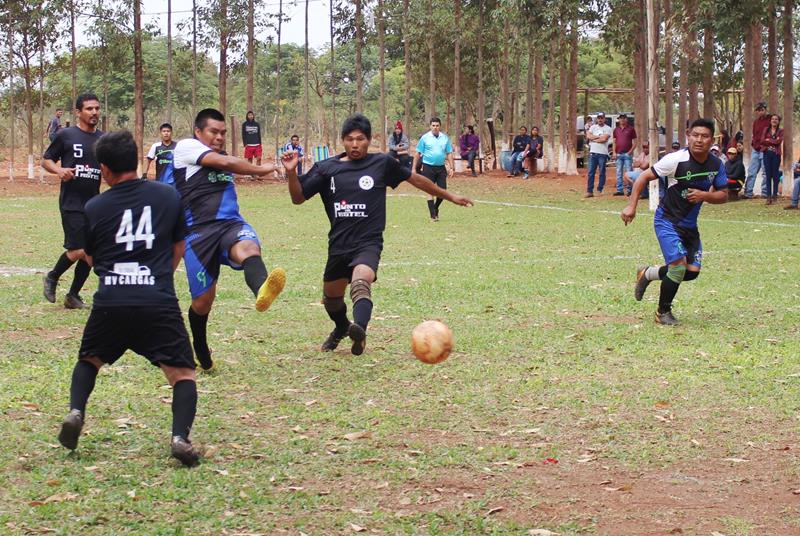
[783,0,794,196]
[646,0,659,210]
[230,115,238,157]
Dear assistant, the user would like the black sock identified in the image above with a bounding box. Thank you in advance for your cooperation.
[69,360,98,414]
[242,256,268,297]
[427,200,436,218]
[658,277,681,314]
[171,379,197,440]
[352,299,373,330]
[434,198,443,209]
[325,302,351,333]
[49,252,75,280]
[188,307,211,363]
[69,260,91,295]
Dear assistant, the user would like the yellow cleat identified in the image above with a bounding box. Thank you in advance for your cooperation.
[255,267,286,312]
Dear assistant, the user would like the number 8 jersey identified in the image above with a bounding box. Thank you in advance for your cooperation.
[83,179,188,308]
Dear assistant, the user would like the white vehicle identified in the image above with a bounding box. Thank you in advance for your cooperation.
[112,262,152,277]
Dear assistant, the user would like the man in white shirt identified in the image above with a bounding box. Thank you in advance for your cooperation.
[585,112,613,198]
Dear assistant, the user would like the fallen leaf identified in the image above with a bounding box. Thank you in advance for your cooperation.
[126,490,136,499]
[599,480,612,486]
[41,492,79,504]
[349,523,367,532]
[350,508,372,515]
[214,469,229,476]
[722,457,748,463]
[529,530,561,536]
[655,401,671,409]
[710,532,727,536]
[45,479,61,487]
[485,506,504,516]
[343,431,372,441]
[305,399,318,406]
[286,486,304,491]
[543,458,558,465]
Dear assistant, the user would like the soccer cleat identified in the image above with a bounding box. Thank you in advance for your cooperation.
[321,326,350,352]
[255,267,286,312]
[655,310,679,326]
[58,409,84,450]
[43,275,57,303]
[170,436,200,467]
[348,323,367,356]
[613,191,624,196]
[64,293,87,309]
[195,349,215,371]
[634,265,652,302]
[784,205,798,210]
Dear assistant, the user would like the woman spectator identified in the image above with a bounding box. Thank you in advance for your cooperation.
[761,114,784,205]
[388,121,412,169]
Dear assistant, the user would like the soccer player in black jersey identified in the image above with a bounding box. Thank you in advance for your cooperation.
[57,130,201,467]
[143,123,177,184]
[621,118,728,325]
[173,108,286,370]
[42,93,103,309]
[282,114,472,355]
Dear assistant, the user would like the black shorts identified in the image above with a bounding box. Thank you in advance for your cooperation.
[79,306,195,369]
[324,244,382,282]
[184,220,260,298]
[61,210,86,250]
[421,164,447,190]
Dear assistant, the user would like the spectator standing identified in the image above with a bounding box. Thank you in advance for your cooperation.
[388,121,412,169]
[585,112,612,197]
[48,109,63,142]
[724,146,746,199]
[761,113,784,205]
[508,126,531,177]
[284,135,305,175]
[784,158,800,210]
[242,111,263,166]
[459,125,480,176]
[743,102,771,199]
[525,126,544,179]
[612,114,637,196]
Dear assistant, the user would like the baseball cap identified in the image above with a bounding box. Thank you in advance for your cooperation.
[671,141,680,148]
[711,144,720,152]
[756,102,767,110]
[596,112,605,118]
[727,147,737,154]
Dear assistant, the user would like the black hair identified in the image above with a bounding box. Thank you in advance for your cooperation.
[341,113,372,139]
[689,118,715,136]
[531,126,539,131]
[291,134,300,139]
[430,117,441,125]
[95,130,138,173]
[194,108,225,130]
[159,123,173,131]
[56,108,63,112]
[520,126,527,131]
[75,92,100,111]
[247,111,254,116]
[467,125,475,134]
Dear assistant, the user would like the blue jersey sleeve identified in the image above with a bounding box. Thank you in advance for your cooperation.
[713,160,728,189]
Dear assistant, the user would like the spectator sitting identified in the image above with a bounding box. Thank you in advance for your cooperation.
[508,126,531,177]
[524,126,544,179]
[785,158,800,210]
[710,144,722,161]
[388,121,412,169]
[623,141,651,197]
[459,125,480,176]
[283,134,305,174]
[724,146,745,200]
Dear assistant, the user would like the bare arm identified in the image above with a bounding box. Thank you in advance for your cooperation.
[42,158,75,181]
[198,151,277,177]
[280,151,306,205]
[620,167,658,225]
[407,172,472,206]
[446,151,455,178]
[686,187,727,205]
[142,158,153,179]
[173,240,185,271]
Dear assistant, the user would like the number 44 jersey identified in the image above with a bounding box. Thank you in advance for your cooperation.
[83,179,188,308]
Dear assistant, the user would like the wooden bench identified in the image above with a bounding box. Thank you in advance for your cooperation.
[454,156,484,174]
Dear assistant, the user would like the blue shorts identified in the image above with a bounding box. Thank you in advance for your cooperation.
[654,218,702,268]
[183,220,260,298]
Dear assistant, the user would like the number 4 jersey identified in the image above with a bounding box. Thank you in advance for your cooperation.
[83,179,187,307]
[43,126,104,212]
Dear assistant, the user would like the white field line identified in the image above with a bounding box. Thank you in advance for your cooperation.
[389,193,800,229]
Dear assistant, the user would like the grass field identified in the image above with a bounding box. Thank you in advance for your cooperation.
[1,174,800,535]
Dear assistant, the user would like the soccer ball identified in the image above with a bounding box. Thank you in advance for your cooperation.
[411,320,453,364]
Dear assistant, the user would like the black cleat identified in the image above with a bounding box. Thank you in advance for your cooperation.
[348,323,367,356]
[64,293,87,309]
[170,436,200,467]
[655,310,679,326]
[321,326,350,352]
[634,265,652,302]
[195,349,215,371]
[43,275,58,303]
[58,409,84,450]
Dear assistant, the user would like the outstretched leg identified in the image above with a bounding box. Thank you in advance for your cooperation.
[161,364,199,467]
[59,357,103,450]
[321,279,351,351]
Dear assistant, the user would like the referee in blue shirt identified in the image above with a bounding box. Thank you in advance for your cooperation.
[413,117,455,221]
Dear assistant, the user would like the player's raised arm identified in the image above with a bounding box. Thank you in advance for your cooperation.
[407,172,473,206]
[197,151,277,178]
[280,150,306,205]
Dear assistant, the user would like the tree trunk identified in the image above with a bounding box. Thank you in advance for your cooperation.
[167,0,173,121]
[501,17,511,143]
[634,0,648,139]
[752,22,763,104]
[246,0,254,113]
[38,29,45,161]
[426,0,435,117]
[453,0,461,139]
[218,0,228,117]
[558,20,568,173]
[533,48,542,130]
[192,0,197,121]
[566,20,578,175]
[304,0,310,150]
[526,49,534,130]
[403,0,411,137]
[702,24,714,119]
[275,0,283,156]
[783,0,793,193]
[330,0,337,150]
[663,0,673,149]
[355,0,363,113]
[477,0,485,153]
[7,27,14,180]
[378,0,387,150]
[742,24,753,164]
[767,14,778,114]
[133,0,144,171]
[70,0,76,121]
[678,54,687,144]
[547,36,557,172]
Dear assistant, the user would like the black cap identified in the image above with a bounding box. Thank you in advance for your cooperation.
[671,141,680,148]
[756,102,767,110]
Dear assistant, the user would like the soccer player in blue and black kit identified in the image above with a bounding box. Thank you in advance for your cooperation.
[42,93,103,309]
[621,118,728,325]
[143,123,176,184]
[173,108,286,370]
[282,114,472,355]
[58,130,201,467]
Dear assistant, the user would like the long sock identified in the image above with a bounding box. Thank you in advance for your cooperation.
[188,307,211,363]
[69,260,91,295]
[658,278,681,313]
[645,265,668,281]
[49,252,75,280]
[427,200,436,218]
[171,379,197,440]
[242,256,267,297]
[69,360,98,414]
[434,197,443,209]
[352,299,373,330]
[325,301,351,333]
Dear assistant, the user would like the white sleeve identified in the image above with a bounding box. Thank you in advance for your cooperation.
[173,138,212,169]
[652,150,682,179]
[146,142,158,160]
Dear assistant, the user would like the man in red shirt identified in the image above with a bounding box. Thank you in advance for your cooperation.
[613,114,637,196]
[743,102,771,199]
